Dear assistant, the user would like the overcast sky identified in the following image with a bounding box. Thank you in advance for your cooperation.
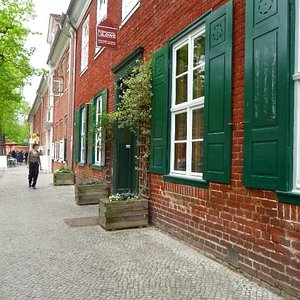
[24,0,70,106]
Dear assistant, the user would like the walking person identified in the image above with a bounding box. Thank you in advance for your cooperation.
[28,144,42,189]
[24,151,28,164]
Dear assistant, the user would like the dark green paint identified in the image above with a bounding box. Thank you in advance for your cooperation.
[87,99,95,165]
[150,46,169,175]
[203,0,233,184]
[277,191,300,206]
[113,51,141,194]
[244,0,290,191]
[73,109,80,163]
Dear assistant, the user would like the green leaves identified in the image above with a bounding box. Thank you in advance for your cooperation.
[115,60,152,135]
[113,59,153,197]
[0,0,36,145]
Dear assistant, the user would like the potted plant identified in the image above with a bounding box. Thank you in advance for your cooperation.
[75,179,110,205]
[53,166,74,186]
[99,193,148,230]
[99,60,152,230]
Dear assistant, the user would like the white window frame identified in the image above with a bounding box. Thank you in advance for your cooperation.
[170,25,205,180]
[81,16,90,73]
[121,0,140,25]
[293,0,300,192]
[80,106,87,163]
[54,141,60,162]
[51,143,54,160]
[59,140,65,162]
[94,95,105,166]
[97,0,108,24]
[95,0,108,54]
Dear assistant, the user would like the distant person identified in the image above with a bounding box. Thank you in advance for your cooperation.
[17,151,23,165]
[11,150,16,159]
[28,144,42,189]
[24,151,28,164]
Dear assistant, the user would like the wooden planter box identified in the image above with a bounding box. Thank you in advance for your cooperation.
[53,172,74,186]
[75,183,109,205]
[99,198,148,230]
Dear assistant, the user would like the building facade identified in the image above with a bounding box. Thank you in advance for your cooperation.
[29,0,300,298]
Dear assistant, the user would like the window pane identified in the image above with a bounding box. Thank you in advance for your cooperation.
[192,108,204,139]
[176,75,187,104]
[176,44,188,75]
[192,141,203,173]
[194,36,205,67]
[175,112,187,140]
[193,68,205,99]
[174,143,186,171]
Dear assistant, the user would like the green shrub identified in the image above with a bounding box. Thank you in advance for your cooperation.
[55,167,71,173]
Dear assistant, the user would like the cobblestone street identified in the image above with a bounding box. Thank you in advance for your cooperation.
[0,166,287,300]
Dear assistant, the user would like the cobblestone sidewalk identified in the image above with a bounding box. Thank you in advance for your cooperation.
[0,166,287,300]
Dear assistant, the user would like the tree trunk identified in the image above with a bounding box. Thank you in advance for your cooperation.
[0,124,6,155]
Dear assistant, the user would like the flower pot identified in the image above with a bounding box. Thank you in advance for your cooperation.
[99,197,148,230]
[75,182,109,205]
[53,172,74,186]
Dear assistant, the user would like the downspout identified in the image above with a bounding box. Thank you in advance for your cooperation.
[67,14,77,171]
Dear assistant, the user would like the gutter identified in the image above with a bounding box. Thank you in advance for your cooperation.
[69,21,76,171]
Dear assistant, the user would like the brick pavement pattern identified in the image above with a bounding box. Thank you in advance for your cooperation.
[0,166,286,300]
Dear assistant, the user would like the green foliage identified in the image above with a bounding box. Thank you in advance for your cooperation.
[3,100,30,143]
[0,0,36,146]
[55,167,71,173]
[114,60,153,197]
[108,192,138,202]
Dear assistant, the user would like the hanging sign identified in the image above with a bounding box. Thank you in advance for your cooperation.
[96,18,118,49]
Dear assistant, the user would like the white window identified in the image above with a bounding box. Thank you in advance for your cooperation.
[53,78,63,97]
[94,95,105,166]
[51,143,54,160]
[80,106,87,163]
[54,141,60,161]
[95,0,108,54]
[59,140,65,162]
[81,16,90,73]
[97,0,108,24]
[122,0,140,22]
[170,26,205,180]
[293,1,300,192]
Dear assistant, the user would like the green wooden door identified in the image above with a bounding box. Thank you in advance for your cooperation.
[113,85,137,194]
[243,0,291,190]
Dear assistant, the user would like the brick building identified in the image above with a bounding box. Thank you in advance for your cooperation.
[47,11,77,172]
[29,0,300,297]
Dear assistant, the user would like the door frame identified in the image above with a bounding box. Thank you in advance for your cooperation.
[112,47,144,194]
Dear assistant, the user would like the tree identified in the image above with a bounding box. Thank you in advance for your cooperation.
[0,0,36,154]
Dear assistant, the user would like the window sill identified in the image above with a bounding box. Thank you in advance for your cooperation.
[163,175,208,189]
[94,47,105,60]
[80,66,88,77]
[91,164,103,170]
[276,191,300,206]
[78,162,85,167]
[120,2,141,28]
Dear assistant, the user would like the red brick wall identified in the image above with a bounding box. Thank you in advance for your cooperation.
[52,43,74,171]
[32,104,41,139]
[73,1,300,297]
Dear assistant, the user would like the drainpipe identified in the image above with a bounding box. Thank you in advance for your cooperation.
[67,14,77,172]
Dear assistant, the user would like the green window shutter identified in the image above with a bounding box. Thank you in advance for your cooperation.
[243,0,290,190]
[83,104,88,163]
[87,100,95,165]
[100,89,108,167]
[73,109,81,163]
[150,46,169,175]
[203,0,233,184]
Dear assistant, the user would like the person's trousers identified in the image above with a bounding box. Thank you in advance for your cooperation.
[28,162,39,187]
